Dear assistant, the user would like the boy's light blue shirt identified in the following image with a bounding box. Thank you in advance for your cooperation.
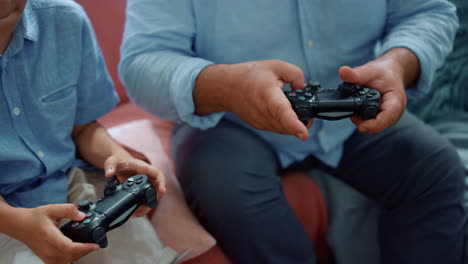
[120,0,458,168]
[0,0,119,208]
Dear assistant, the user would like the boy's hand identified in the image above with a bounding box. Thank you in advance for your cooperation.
[14,204,99,264]
[104,153,167,217]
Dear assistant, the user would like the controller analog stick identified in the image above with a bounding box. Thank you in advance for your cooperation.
[104,180,118,196]
[78,199,92,212]
[362,106,379,120]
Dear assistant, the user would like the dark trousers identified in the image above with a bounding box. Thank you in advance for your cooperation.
[172,112,466,264]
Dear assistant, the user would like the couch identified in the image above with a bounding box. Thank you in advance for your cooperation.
[74,0,332,263]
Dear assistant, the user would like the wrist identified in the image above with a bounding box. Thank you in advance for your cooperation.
[380,48,420,88]
[0,203,29,238]
[193,63,242,115]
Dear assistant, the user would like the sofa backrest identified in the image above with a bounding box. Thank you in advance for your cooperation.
[74,0,129,104]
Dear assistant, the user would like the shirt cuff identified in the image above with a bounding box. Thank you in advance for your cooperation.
[169,57,225,130]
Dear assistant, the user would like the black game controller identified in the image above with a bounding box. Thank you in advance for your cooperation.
[60,175,157,248]
[285,81,381,125]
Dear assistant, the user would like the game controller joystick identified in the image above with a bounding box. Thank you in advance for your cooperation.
[285,81,381,125]
[60,175,157,248]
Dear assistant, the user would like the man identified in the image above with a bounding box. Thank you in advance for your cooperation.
[120,1,465,263]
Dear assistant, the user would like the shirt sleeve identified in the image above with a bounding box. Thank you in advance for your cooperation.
[119,0,224,129]
[74,8,119,125]
[378,0,459,98]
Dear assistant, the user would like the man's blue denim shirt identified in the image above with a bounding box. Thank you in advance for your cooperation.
[120,0,458,168]
[0,0,119,208]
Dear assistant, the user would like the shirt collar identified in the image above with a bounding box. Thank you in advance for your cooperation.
[20,2,39,43]
[3,2,39,61]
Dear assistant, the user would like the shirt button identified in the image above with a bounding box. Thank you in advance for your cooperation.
[13,107,21,116]
[37,151,45,158]
[307,40,315,48]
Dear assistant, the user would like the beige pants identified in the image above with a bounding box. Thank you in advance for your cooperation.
[0,168,178,264]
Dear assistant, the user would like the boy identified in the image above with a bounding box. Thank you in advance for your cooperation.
[0,0,168,263]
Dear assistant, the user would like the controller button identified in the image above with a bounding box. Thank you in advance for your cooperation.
[288,92,296,97]
[296,89,304,93]
[363,106,379,119]
[298,96,306,101]
[297,108,310,117]
[78,199,92,212]
[136,179,143,184]
[134,175,144,181]
[71,222,79,228]
[104,180,118,196]
[309,81,321,90]
[366,94,373,98]
[370,91,377,95]
[305,92,313,97]
[339,82,356,93]
[363,88,370,93]
[359,90,366,95]
[127,181,135,187]
[86,212,93,218]
[83,218,92,224]
[127,178,135,183]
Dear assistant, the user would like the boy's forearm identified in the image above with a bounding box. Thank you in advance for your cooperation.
[72,121,132,170]
[0,200,25,238]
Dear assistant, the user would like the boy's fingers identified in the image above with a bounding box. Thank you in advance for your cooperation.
[104,156,118,177]
[44,204,85,221]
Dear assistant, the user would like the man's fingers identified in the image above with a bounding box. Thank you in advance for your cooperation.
[43,204,85,222]
[270,60,306,90]
[352,94,403,133]
[277,104,309,140]
[339,64,379,86]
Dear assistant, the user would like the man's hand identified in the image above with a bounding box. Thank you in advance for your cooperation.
[104,153,167,217]
[194,60,309,140]
[12,204,100,264]
[339,48,419,133]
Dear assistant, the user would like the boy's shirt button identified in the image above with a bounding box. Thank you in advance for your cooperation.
[13,107,21,116]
